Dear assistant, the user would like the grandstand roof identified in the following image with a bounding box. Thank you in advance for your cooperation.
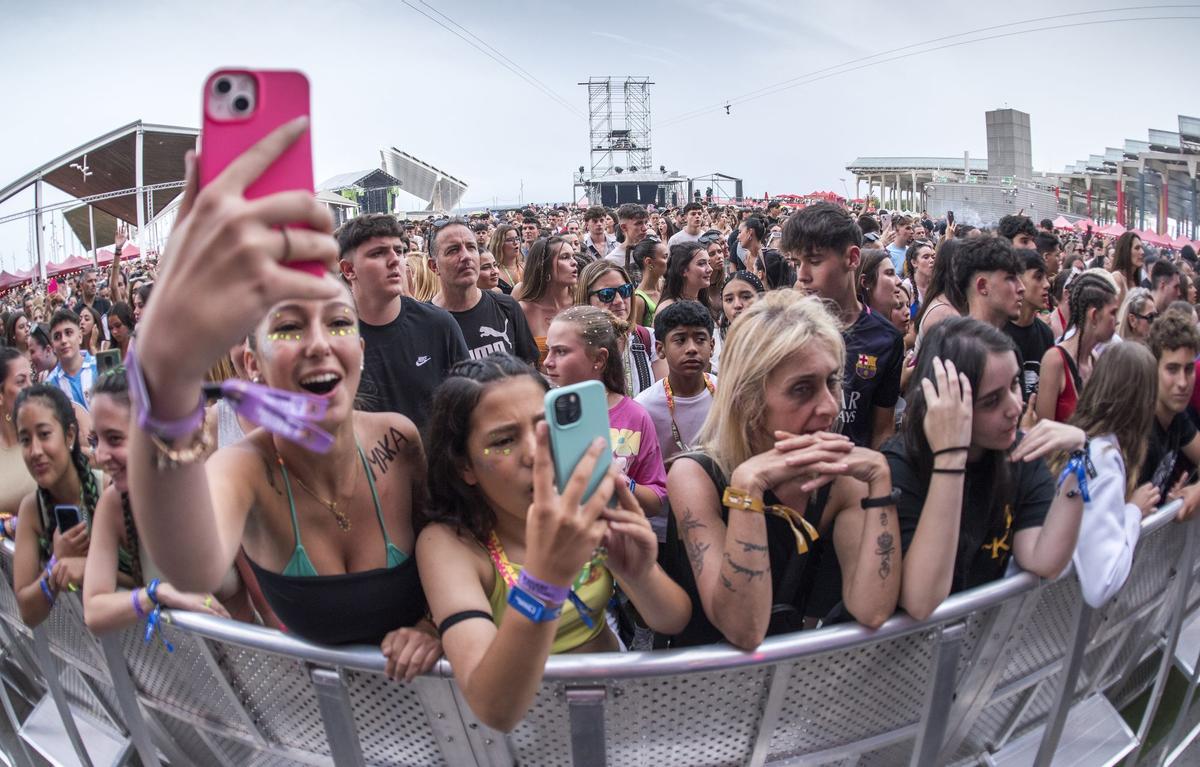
[846,157,989,173]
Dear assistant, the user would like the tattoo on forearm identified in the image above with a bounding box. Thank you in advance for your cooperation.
[685,539,710,576]
[876,531,895,581]
[681,509,706,535]
[366,427,409,481]
[720,573,737,592]
[724,553,766,581]
[736,538,768,553]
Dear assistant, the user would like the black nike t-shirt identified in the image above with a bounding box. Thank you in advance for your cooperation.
[447,290,539,365]
[357,297,468,431]
[883,435,1053,593]
[840,307,903,447]
[1004,319,1055,402]
[1139,412,1197,493]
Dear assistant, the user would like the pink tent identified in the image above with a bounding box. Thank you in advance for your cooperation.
[0,271,29,291]
[1097,223,1126,237]
[1171,235,1197,250]
[1052,215,1074,230]
[45,255,93,277]
[1140,230,1171,247]
[97,244,140,265]
[1074,219,1096,230]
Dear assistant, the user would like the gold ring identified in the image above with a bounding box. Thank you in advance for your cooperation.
[280,227,291,262]
[203,595,213,609]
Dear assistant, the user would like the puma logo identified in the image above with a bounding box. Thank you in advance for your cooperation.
[479,318,510,342]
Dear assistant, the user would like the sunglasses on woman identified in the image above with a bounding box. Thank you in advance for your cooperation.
[589,283,634,303]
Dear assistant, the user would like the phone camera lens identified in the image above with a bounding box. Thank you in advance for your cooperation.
[233,95,251,112]
[555,394,581,426]
[215,78,232,94]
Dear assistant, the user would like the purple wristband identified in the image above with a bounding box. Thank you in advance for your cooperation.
[517,569,569,606]
[125,341,206,440]
[131,588,147,620]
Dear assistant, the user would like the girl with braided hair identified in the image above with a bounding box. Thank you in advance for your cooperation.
[83,368,231,635]
[11,384,103,627]
[1035,271,1119,423]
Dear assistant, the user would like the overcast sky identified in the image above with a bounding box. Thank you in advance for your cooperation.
[0,0,1196,268]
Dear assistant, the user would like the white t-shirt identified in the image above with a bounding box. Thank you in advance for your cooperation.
[634,375,718,463]
[668,229,702,248]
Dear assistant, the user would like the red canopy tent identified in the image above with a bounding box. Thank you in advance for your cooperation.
[1097,223,1127,237]
[1051,215,1074,230]
[45,255,93,277]
[1140,230,1171,247]
[97,244,140,265]
[1074,219,1097,231]
[0,271,29,291]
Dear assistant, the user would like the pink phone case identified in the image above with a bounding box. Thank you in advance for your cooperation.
[199,69,324,276]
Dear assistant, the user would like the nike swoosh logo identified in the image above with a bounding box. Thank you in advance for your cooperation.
[416,356,431,367]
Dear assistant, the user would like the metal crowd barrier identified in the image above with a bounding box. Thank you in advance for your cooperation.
[1,502,1199,767]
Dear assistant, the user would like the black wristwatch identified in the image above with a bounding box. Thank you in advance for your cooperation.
[861,488,902,509]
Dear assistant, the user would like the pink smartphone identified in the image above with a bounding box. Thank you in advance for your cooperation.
[199,69,324,276]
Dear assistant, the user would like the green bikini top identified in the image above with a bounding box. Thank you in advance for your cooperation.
[276,443,408,577]
[635,288,659,326]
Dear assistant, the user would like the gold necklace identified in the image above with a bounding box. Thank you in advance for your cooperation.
[277,454,357,532]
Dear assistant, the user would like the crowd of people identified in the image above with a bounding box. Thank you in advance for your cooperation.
[2,123,1199,731]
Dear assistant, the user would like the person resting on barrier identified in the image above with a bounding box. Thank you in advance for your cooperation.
[1048,342,1159,608]
[886,317,1087,621]
[661,290,902,650]
[541,306,668,517]
[125,121,440,680]
[12,385,105,627]
[417,353,691,732]
[1140,310,1200,519]
[82,367,234,637]
[0,347,37,521]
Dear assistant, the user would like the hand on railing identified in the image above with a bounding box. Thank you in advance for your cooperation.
[1129,483,1160,518]
[155,583,230,619]
[380,625,441,683]
[1169,481,1200,521]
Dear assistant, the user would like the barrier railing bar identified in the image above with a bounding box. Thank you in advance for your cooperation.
[989,661,1063,705]
[1161,621,1200,765]
[1031,600,1094,767]
[137,707,201,767]
[1124,515,1200,767]
[747,662,791,767]
[909,621,966,767]
[0,618,42,704]
[31,627,95,767]
[413,677,495,766]
[192,725,238,767]
[193,636,268,746]
[993,682,1044,750]
[937,589,1044,762]
[447,682,514,767]
[308,666,366,767]
[97,633,162,767]
[0,647,40,767]
[565,685,607,767]
[769,723,919,767]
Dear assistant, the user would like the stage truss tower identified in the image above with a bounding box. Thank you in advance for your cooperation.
[581,77,654,177]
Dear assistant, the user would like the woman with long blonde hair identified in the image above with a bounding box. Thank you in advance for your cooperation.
[487,224,524,295]
[574,260,664,397]
[662,289,901,649]
[405,253,438,302]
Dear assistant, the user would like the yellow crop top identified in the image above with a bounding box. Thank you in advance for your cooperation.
[486,532,612,653]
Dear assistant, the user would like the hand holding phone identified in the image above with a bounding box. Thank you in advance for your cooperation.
[136,108,338,386]
[544,381,613,501]
[199,70,324,277]
[525,420,612,588]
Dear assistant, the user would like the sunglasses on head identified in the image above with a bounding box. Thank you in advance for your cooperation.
[589,283,634,303]
[698,230,723,245]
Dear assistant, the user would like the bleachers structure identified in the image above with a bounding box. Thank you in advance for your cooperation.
[3,503,1200,766]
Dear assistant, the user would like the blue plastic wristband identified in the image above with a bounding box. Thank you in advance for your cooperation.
[39,577,55,607]
[507,584,562,624]
[146,578,161,606]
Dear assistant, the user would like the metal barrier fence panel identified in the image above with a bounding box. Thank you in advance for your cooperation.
[0,503,1197,767]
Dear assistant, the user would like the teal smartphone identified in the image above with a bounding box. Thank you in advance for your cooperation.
[544,380,612,502]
